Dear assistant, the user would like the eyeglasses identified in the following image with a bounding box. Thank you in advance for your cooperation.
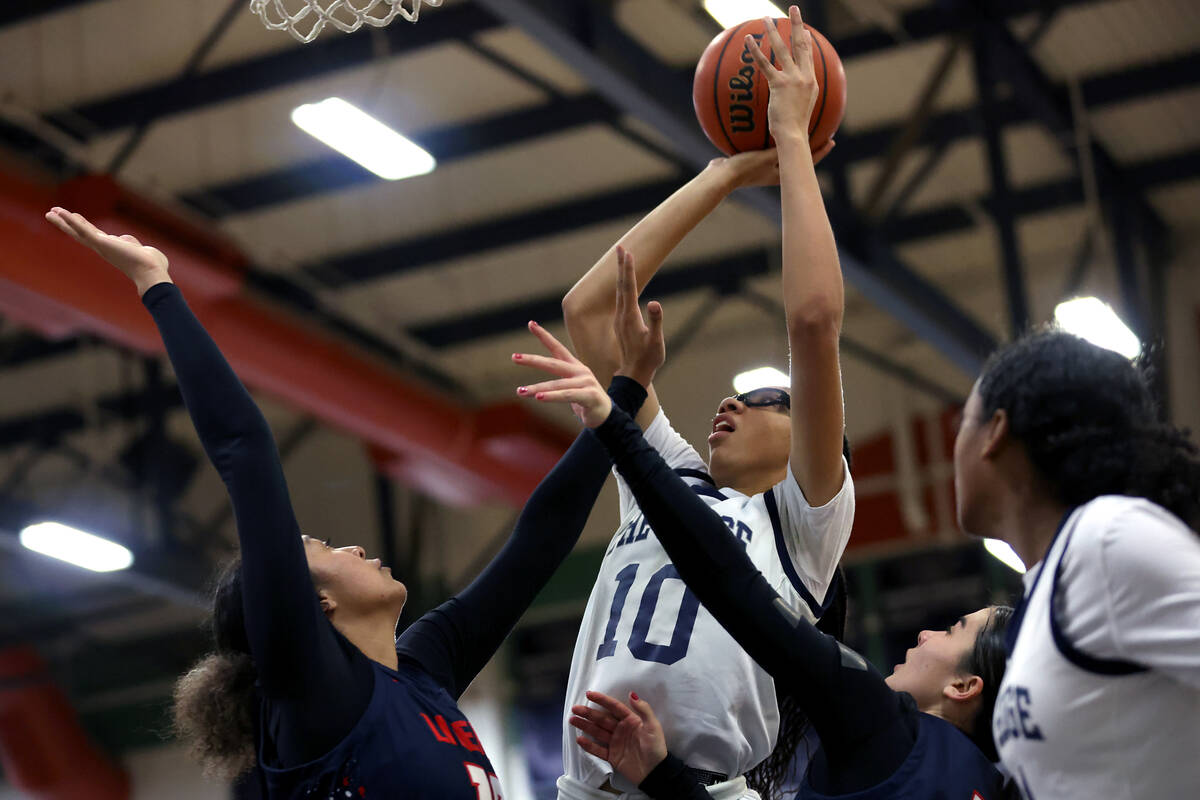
[734,387,790,413]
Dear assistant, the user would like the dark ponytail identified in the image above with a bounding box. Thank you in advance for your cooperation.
[978,329,1200,528]
[959,605,1013,762]
[746,567,849,800]
[172,559,258,779]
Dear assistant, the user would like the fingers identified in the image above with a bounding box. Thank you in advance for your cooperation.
[788,6,812,67]
[527,387,604,406]
[762,16,791,69]
[517,375,601,399]
[615,250,645,333]
[628,693,660,727]
[44,210,84,243]
[575,734,609,761]
[585,690,634,720]
[526,320,576,363]
[614,246,631,321]
[645,300,664,344]
[570,704,619,730]
[58,208,107,244]
[512,352,582,379]
[744,32,774,74]
[568,715,614,745]
[516,377,581,397]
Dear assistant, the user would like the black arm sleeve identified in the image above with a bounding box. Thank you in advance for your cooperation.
[395,379,647,697]
[638,755,713,800]
[142,283,370,762]
[591,405,915,792]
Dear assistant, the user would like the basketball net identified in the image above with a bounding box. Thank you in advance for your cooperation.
[249,0,443,43]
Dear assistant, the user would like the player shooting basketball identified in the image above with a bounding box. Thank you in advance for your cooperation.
[554,8,852,799]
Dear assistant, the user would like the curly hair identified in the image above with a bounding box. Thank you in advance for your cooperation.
[978,329,1200,528]
[172,559,258,779]
[745,566,848,800]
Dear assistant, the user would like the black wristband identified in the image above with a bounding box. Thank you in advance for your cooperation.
[606,375,648,418]
[639,753,709,799]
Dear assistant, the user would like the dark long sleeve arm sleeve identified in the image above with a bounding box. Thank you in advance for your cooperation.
[591,404,915,793]
[142,283,368,759]
[396,379,648,697]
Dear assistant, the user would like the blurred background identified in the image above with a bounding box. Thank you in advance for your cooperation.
[0,0,1196,797]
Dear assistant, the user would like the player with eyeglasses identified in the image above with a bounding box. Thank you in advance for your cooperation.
[552,10,855,800]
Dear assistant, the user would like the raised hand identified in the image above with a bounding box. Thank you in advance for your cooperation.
[513,321,612,428]
[745,6,820,146]
[612,247,664,389]
[45,207,172,297]
[569,690,668,787]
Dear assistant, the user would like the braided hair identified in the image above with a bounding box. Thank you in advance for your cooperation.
[978,329,1200,529]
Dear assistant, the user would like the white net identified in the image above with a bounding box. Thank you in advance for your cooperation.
[249,0,444,44]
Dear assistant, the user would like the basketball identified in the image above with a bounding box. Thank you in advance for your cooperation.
[693,18,847,156]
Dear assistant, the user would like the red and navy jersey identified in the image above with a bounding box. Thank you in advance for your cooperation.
[141,285,643,800]
[260,660,502,800]
[801,713,1007,800]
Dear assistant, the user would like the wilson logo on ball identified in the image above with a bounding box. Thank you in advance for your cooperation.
[728,34,765,134]
[694,19,846,156]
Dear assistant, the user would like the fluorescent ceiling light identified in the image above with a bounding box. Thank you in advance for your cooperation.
[984,538,1026,574]
[704,0,787,29]
[291,97,436,181]
[733,366,790,393]
[1053,297,1141,359]
[20,521,134,573]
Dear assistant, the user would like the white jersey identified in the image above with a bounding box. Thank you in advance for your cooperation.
[995,496,1200,800]
[562,409,855,792]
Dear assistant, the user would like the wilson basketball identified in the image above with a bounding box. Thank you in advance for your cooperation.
[693,18,846,156]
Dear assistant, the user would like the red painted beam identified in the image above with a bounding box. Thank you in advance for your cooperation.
[0,171,573,506]
[0,647,130,800]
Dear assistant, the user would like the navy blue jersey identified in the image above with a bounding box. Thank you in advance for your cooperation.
[261,660,500,800]
[142,284,645,800]
[801,713,1005,800]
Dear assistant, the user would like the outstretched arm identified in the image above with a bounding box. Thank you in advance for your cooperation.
[45,211,361,715]
[561,152,782,428]
[532,274,909,787]
[749,8,847,506]
[395,315,662,697]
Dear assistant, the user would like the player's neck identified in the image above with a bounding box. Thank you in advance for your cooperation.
[995,488,1068,573]
[335,613,400,670]
[716,465,787,497]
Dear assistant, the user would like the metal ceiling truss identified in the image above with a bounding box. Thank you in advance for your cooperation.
[293,45,1197,283]
[466,0,997,372]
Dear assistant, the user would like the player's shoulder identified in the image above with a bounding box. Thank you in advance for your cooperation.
[1072,495,1192,548]
[1065,495,1197,584]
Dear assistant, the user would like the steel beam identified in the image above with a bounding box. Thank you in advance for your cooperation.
[973,25,1030,335]
[0,172,574,506]
[300,46,1198,286]
[307,178,681,286]
[409,250,772,347]
[399,142,1200,350]
[45,4,504,139]
[430,0,996,371]
[966,9,1170,250]
[0,0,103,28]
[834,0,1099,59]
[183,93,618,217]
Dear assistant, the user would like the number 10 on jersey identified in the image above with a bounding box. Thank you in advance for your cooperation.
[596,563,701,665]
